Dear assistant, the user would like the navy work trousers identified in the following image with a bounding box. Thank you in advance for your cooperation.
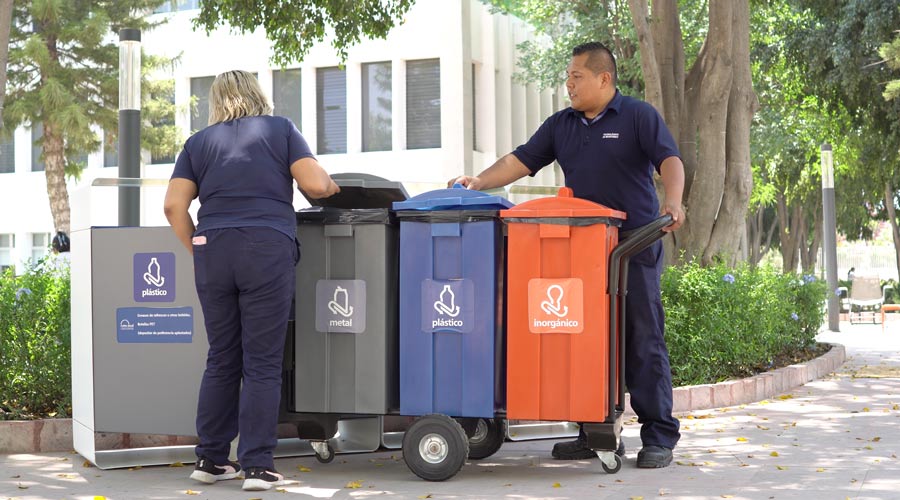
[624,240,681,449]
[192,227,298,469]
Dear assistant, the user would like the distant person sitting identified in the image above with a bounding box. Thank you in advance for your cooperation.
[847,267,855,281]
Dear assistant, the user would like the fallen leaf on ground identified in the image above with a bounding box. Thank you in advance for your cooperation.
[873,437,882,442]
[18,483,28,489]
[57,473,78,479]
[776,466,788,470]
[184,490,199,496]
[346,480,363,489]
[298,465,312,472]
[757,425,770,430]
[736,437,748,442]
[169,462,185,467]
[83,460,94,467]
[778,395,793,400]
[552,482,561,488]
[418,495,433,499]
[816,468,826,472]
[769,452,779,457]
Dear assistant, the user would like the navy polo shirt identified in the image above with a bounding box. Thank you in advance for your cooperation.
[512,91,680,230]
[171,115,313,239]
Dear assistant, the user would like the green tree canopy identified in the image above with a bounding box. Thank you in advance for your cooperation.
[193,0,415,66]
[4,0,181,233]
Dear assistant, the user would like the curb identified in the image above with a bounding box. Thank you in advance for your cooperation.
[623,343,847,416]
[0,344,846,454]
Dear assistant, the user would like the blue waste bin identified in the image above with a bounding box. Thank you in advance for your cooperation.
[393,185,513,419]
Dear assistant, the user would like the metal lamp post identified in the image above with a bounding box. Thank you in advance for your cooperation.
[821,143,839,331]
[118,28,141,227]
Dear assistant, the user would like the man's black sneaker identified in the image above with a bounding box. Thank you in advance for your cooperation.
[552,433,626,460]
[242,467,285,491]
[636,445,673,468]
[189,456,241,484]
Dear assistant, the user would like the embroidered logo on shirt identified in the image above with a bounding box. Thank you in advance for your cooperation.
[602,132,620,139]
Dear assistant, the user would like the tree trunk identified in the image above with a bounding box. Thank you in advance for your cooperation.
[885,182,900,282]
[703,0,754,266]
[799,196,823,273]
[776,192,800,273]
[41,32,70,234]
[43,120,70,233]
[0,0,13,127]
[628,0,664,116]
[680,1,734,263]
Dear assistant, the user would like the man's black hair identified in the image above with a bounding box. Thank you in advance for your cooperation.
[572,42,617,84]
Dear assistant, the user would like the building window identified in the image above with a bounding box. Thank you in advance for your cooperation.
[31,233,50,262]
[0,234,14,272]
[316,67,347,154]
[104,141,118,168]
[31,123,44,172]
[190,76,215,133]
[362,62,392,152]
[0,133,14,174]
[154,0,200,14]
[273,69,302,131]
[406,59,441,149]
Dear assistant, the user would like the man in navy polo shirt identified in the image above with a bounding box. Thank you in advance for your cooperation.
[451,42,684,468]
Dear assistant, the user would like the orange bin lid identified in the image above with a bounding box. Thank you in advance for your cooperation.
[499,187,627,220]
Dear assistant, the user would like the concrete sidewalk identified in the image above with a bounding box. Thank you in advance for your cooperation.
[3,321,899,499]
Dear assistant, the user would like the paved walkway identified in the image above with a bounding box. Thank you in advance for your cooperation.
[2,321,900,499]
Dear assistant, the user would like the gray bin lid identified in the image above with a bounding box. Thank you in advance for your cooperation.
[304,173,408,209]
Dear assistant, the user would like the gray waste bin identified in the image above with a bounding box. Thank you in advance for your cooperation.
[292,173,407,418]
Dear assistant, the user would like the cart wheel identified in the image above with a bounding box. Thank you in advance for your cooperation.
[315,443,335,464]
[466,418,506,460]
[599,453,623,474]
[402,414,469,481]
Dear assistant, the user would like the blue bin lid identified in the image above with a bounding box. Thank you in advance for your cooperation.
[392,184,514,211]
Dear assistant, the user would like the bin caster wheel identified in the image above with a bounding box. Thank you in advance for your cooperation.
[402,414,469,481]
[312,442,335,464]
[598,451,623,474]
[466,418,506,460]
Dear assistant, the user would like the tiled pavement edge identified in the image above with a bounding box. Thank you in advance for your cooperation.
[0,343,846,455]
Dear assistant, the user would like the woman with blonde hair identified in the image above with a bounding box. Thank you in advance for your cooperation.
[164,70,339,491]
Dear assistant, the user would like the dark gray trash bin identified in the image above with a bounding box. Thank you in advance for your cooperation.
[292,173,407,417]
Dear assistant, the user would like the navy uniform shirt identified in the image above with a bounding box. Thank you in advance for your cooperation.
[171,115,313,239]
[512,91,680,231]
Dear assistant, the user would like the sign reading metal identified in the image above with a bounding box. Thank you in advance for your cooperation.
[316,280,366,333]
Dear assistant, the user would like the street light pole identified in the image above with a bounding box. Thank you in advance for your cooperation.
[821,143,840,331]
[118,28,141,227]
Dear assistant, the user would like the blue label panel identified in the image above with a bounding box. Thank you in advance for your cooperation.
[117,307,193,343]
[134,252,176,302]
[421,279,475,333]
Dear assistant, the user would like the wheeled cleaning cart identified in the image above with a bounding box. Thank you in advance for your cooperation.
[396,186,672,480]
[393,185,513,481]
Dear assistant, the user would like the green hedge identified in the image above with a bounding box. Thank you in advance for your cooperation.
[0,259,71,420]
[662,262,826,387]
[0,257,827,420]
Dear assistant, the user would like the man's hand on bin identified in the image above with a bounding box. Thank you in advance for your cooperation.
[448,175,484,190]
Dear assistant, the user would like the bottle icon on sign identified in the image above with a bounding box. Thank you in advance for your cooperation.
[540,284,568,318]
[434,284,461,317]
[143,257,165,287]
[328,286,354,317]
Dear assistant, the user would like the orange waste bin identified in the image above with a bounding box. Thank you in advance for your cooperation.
[501,187,626,423]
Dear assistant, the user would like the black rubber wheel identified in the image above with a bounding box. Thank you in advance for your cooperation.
[601,454,623,474]
[466,418,506,460]
[402,414,469,481]
[315,443,335,464]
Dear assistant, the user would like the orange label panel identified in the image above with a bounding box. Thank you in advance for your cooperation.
[527,278,584,334]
